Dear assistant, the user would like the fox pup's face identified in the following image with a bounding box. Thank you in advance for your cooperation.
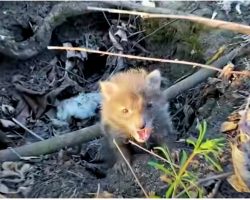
[100,69,164,143]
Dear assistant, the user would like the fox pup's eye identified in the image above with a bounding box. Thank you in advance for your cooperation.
[147,102,153,108]
[122,108,129,114]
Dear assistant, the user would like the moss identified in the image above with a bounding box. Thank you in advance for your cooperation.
[142,18,208,58]
[142,18,178,44]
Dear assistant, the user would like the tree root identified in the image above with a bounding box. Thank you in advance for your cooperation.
[0,124,100,162]
[0,1,113,60]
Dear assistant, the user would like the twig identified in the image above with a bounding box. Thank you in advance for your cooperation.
[12,118,44,141]
[175,171,233,198]
[129,140,180,169]
[47,46,248,76]
[133,5,198,47]
[205,180,222,198]
[95,183,101,198]
[132,19,178,48]
[113,139,148,198]
[87,7,250,35]
[40,60,90,83]
[102,11,111,26]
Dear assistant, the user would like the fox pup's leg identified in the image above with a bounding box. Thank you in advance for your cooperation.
[101,124,131,174]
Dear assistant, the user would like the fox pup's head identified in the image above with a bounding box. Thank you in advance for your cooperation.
[100,69,165,143]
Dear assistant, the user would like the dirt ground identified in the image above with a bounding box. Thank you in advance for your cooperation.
[0,1,250,198]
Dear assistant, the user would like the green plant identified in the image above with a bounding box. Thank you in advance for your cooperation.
[148,120,225,198]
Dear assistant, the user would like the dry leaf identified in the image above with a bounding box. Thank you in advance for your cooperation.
[108,29,123,51]
[141,0,156,7]
[228,174,250,193]
[0,119,16,128]
[0,183,10,194]
[114,29,128,42]
[238,109,250,135]
[1,104,15,115]
[218,62,234,80]
[96,191,113,198]
[228,133,250,192]
[220,121,238,133]
[0,162,33,196]
[63,43,76,59]
[160,175,172,184]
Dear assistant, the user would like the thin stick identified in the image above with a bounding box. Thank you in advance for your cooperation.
[87,7,250,35]
[47,46,249,76]
[95,183,100,198]
[113,139,148,198]
[133,19,178,48]
[206,180,221,198]
[175,171,233,198]
[129,140,180,169]
[12,118,44,141]
[102,11,111,26]
[133,5,198,47]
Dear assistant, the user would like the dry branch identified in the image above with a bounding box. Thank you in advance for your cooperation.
[0,124,101,162]
[48,46,246,75]
[87,6,250,35]
[163,46,243,100]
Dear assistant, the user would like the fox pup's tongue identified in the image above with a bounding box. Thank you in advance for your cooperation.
[137,128,151,141]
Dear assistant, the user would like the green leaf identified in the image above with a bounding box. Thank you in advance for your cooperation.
[199,137,225,151]
[165,184,174,198]
[179,150,188,167]
[154,146,172,162]
[148,161,173,176]
[203,153,223,171]
[196,120,207,147]
[198,187,204,198]
[199,140,215,150]
[186,138,196,147]
[148,195,161,198]
[180,180,192,198]
[153,146,178,177]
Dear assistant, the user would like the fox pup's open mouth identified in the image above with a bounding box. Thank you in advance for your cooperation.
[137,128,152,142]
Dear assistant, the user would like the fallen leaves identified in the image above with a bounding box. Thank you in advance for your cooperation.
[220,121,238,133]
[228,133,250,192]
[0,162,34,197]
[226,97,250,192]
[12,69,83,123]
[218,62,235,81]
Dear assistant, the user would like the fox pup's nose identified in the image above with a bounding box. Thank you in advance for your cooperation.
[139,122,146,129]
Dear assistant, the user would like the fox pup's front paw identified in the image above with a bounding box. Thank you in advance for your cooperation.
[113,160,130,175]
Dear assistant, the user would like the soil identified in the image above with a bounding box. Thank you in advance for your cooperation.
[0,1,250,198]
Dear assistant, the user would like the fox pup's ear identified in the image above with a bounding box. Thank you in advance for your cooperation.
[99,81,118,100]
[145,69,161,90]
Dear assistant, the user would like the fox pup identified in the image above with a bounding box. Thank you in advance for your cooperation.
[99,68,175,174]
